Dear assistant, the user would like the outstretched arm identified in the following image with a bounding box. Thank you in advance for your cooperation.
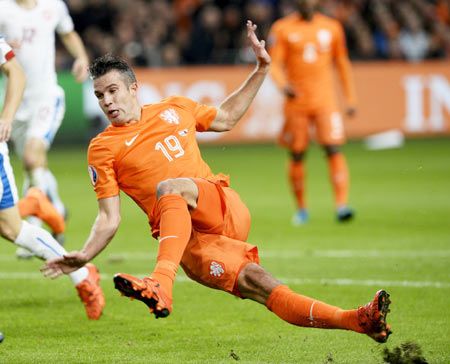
[0,57,25,142]
[208,20,271,132]
[42,195,121,277]
[60,31,89,83]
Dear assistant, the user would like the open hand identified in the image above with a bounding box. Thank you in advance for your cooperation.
[246,20,271,70]
[41,251,89,278]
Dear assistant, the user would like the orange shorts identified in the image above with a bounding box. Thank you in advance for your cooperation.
[279,103,345,152]
[180,178,259,297]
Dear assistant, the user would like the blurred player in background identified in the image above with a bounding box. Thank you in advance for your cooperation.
[0,0,89,257]
[0,35,104,320]
[268,0,357,224]
[43,22,391,343]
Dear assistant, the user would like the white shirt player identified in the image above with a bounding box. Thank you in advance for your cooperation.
[0,0,74,99]
[0,35,15,156]
[0,35,19,204]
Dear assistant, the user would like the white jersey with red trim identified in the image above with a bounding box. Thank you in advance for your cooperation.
[0,0,74,98]
[0,35,15,66]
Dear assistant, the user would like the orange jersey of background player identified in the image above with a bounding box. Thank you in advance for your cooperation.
[87,95,228,225]
[269,12,356,110]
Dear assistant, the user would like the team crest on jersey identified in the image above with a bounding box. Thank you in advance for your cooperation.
[88,165,98,186]
[317,29,332,51]
[209,261,225,277]
[159,108,180,125]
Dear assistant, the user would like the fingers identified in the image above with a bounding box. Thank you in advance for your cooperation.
[40,264,64,279]
[72,61,88,83]
[0,121,11,142]
[246,20,257,32]
[246,20,259,42]
[246,20,267,51]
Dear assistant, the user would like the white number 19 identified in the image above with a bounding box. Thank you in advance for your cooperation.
[155,135,185,162]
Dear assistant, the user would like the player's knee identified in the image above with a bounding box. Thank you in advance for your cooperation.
[290,151,305,162]
[324,145,340,156]
[238,263,280,303]
[156,178,198,208]
[23,140,47,170]
[239,263,262,289]
[22,154,38,171]
[156,179,178,197]
[0,220,19,241]
[23,152,46,171]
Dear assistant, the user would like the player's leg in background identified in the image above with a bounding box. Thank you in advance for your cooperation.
[12,87,67,255]
[279,106,310,225]
[289,150,309,225]
[237,263,391,342]
[316,109,354,222]
[25,87,66,217]
[324,144,353,221]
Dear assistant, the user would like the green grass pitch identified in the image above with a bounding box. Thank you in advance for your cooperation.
[0,139,449,363]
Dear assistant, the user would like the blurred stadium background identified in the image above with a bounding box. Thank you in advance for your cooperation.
[49,0,450,144]
[1,0,450,363]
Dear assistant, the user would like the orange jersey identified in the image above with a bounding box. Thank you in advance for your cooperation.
[87,96,228,222]
[268,13,356,109]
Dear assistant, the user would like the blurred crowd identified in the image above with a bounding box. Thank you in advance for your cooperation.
[57,0,450,69]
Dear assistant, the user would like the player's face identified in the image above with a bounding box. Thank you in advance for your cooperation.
[93,70,138,125]
[296,0,319,20]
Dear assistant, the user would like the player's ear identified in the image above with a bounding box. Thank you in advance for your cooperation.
[129,81,138,95]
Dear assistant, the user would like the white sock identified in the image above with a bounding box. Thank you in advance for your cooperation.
[31,167,47,191]
[43,169,65,216]
[14,221,88,285]
[22,175,31,195]
[26,215,43,228]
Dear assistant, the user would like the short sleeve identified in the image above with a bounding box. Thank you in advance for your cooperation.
[55,0,74,35]
[87,140,119,200]
[0,36,14,66]
[164,96,217,132]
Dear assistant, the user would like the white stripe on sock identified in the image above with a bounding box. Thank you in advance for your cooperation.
[158,235,178,243]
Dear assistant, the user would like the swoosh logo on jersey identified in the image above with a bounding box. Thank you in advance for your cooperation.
[125,133,139,146]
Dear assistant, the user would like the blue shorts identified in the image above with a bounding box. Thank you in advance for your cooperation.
[0,143,19,210]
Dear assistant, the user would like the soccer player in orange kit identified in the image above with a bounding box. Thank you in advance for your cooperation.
[42,21,391,342]
[268,0,357,224]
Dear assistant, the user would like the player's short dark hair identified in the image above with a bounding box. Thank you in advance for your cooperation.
[89,54,137,85]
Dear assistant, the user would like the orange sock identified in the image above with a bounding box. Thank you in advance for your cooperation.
[266,285,363,332]
[328,153,349,207]
[151,194,192,297]
[18,187,65,234]
[289,161,306,209]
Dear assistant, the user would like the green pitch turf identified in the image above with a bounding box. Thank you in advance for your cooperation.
[0,139,449,363]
